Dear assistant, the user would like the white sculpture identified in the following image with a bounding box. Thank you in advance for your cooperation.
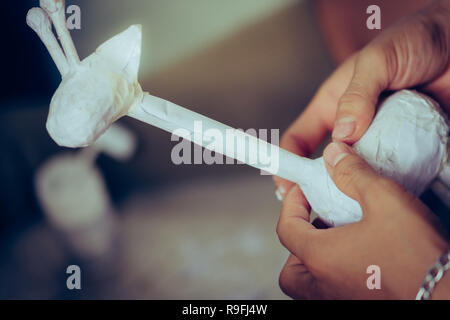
[27,0,449,226]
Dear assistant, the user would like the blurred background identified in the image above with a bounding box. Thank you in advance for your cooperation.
[0,0,446,299]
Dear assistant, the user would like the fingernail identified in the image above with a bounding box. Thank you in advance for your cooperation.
[275,185,286,202]
[332,117,356,140]
[324,142,351,167]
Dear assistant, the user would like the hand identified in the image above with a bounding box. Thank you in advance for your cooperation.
[277,141,450,299]
[273,0,450,197]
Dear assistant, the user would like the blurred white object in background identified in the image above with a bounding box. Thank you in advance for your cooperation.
[34,123,136,260]
[94,122,136,161]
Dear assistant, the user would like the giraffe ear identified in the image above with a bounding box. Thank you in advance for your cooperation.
[88,24,142,83]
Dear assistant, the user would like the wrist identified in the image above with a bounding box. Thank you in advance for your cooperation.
[402,242,446,299]
[423,249,450,299]
[432,270,450,299]
[386,220,449,299]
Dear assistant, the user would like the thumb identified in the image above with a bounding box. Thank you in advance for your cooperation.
[323,141,381,205]
[332,48,389,143]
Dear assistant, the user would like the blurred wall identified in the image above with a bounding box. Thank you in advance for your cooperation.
[77,0,299,75]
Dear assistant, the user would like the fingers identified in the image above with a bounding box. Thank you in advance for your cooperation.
[424,69,450,114]
[273,177,295,202]
[277,185,317,261]
[274,55,358,199]
[279,254,317,299]
[323,141,382,207]
[332,47,390,143]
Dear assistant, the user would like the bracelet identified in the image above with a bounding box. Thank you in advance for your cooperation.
[416,249,450,300]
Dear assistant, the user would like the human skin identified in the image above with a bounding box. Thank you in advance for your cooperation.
[274,0,450,299]
[278,142,450,299]
[315,0,432,63]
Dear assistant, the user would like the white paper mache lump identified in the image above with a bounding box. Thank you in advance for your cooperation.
[46,25,143,148]
[300,90,449,227]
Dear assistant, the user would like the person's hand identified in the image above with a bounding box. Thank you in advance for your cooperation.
[277,141,450,299]
[273,0,450,197]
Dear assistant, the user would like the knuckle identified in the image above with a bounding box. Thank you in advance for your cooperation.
[292,230,323,272]
[421,14,449,58]
[333,156,368,188]
[276,219,283,240]
[276,219,284,244]
[358,45,387,70]
[276,218,291,249]
[278,265,310,300]
[338,89,368,108]
[338,88,376,120]
[278,267,292,295]
[301,234,326,277]
[340,47,389,104]
[380,40,399,81]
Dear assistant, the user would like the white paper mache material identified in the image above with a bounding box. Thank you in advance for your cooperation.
[303,90,449,227]
[46,25,143,148]
[27,7,450,228]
